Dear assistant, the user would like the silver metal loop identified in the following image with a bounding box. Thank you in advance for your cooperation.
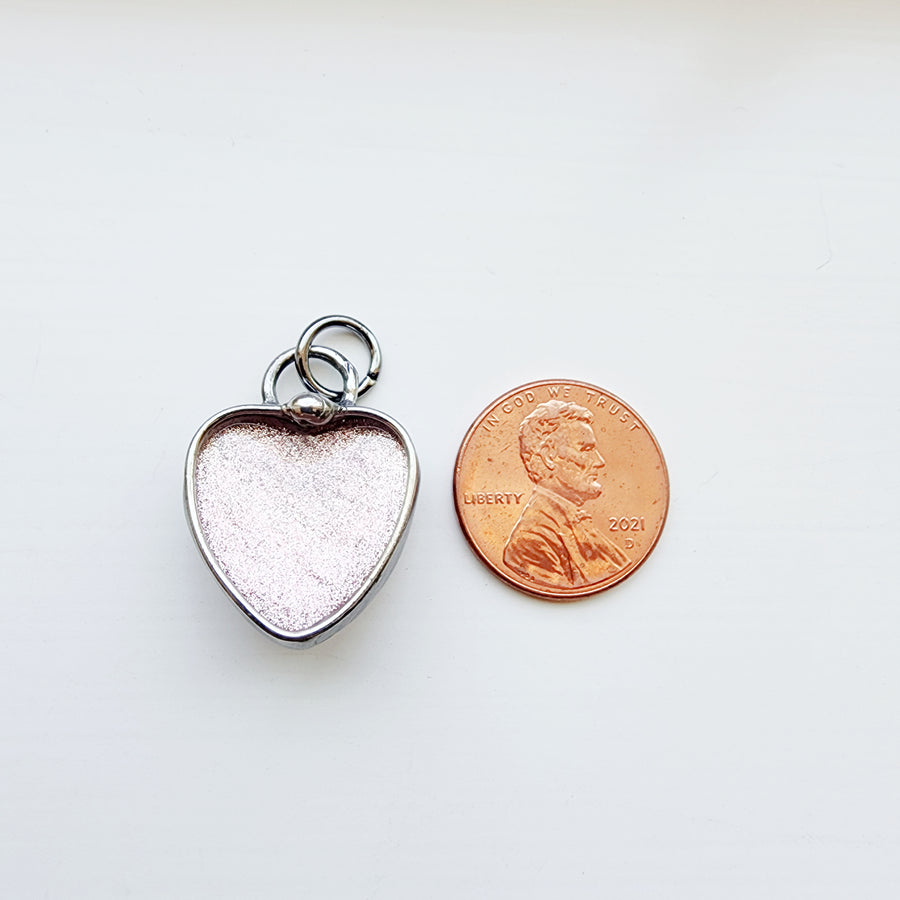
[296,315,381,401]
[262,345,360,407]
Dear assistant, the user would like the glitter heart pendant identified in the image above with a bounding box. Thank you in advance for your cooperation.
[184,316,419,646]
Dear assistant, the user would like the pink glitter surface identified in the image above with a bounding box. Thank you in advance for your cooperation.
[193,417,409,634]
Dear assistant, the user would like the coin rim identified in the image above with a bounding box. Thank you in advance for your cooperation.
[453,379,669,601]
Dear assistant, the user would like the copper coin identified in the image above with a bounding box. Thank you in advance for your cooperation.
[453,380,669,600]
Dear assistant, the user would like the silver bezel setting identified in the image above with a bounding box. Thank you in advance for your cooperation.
[184,404,419,646]
[183,317,419,646]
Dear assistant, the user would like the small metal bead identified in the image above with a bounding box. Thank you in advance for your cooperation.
[284,393,338,426]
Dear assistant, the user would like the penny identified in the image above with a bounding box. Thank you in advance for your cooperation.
[453,380,668,600]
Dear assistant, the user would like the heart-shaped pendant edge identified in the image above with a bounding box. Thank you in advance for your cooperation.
[184,405,419,646]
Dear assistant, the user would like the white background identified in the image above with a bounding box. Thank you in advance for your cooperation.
[2,2,899,896]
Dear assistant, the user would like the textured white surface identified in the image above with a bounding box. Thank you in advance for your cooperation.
[195,419,408,633]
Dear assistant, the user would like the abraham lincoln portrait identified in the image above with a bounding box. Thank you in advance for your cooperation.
[503,400,629,588]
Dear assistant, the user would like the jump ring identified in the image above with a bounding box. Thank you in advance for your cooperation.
[296,315,381,401]
[262,346,360,407]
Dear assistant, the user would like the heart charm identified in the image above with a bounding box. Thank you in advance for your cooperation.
[184,318,418,646]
